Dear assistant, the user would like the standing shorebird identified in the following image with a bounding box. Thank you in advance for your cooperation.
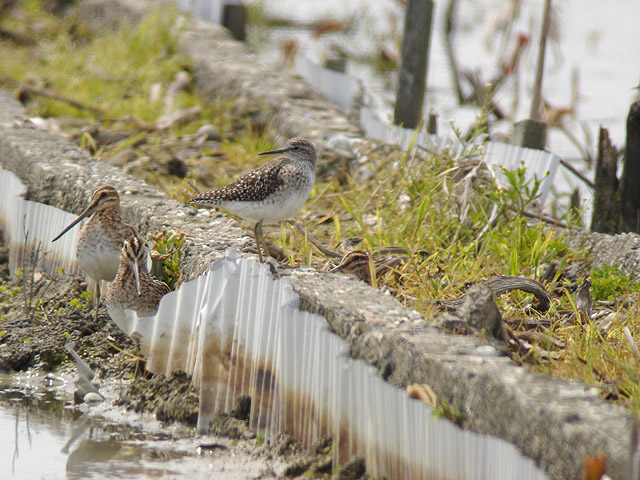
[191,138,317,262]
[51,186,138,320]
[106,235,170,326]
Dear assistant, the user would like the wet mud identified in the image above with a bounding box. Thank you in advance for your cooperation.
[0,245,133,374]
[0,241,357,479]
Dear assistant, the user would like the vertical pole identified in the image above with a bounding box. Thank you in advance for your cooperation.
[620,100,640,232]
[427,111,438,135]
[223,3,247,42]
[324,58,347,73]
[512,119,547,150]
[529,0,552,120]
[393,0,434,129]
[591,126,620,234]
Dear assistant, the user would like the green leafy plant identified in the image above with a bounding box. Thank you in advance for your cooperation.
[433,398,464,426]
[69,290,92,310]
[149,229,186,290]
[489,163,544,219]
[591,263,640,301]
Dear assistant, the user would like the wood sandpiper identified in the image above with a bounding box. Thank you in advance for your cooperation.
[51,185,138,320]
[191,138,317,262]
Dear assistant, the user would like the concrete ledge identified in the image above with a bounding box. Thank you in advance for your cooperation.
[1,3,639,478]
[0,91,250,275]
[571,230,640,280]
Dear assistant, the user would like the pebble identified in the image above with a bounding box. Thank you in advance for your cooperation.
[83,392,104,404]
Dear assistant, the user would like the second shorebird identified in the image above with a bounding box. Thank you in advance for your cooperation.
[51,185,138,320]
[191,138,317,262]
[106,235,170,327]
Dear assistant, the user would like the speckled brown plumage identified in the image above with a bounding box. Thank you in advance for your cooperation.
[330,250,403,285]
[191,138,317,262]
[195,156,287,204]
[106,235,170,320]
[52,185,138,283]
[52,185,138,321]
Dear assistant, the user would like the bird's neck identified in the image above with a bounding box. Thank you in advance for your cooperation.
[97,206,122,222]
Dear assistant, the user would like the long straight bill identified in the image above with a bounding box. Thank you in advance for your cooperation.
[51,205,94,242]
[133,257,142,296]
[258,146,287,156]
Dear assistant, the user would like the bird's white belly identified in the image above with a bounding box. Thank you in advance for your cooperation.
[223,188,311,224]
[77,243,120,282]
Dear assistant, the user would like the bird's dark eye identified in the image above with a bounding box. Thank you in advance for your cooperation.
[292,146,300,151]
[101,192,107,198]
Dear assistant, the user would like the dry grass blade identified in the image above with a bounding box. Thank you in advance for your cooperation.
[293,222,342,259]
[623,326,640,359]
[457,162,482,224]
[519,207,569,229]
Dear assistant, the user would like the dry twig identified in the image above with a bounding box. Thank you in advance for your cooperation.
[16,83,105,116]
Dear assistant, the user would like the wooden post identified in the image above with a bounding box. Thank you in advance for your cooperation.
[393,0,434,129]
[324,57,347,73]
[222,4,247,42]
[620,100,640,232]
[591,126,620,234]
[427,111,438,135]
[530,0,552,120]
[512,119,547,150]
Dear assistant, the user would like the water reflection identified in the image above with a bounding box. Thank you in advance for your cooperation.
[2,405,69,480]
[0,378,278,480]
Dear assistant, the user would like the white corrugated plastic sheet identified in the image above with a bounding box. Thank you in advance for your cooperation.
[0,166,549,479]
[359,96,560,205]
[295,55,361,112]
[0,168,81,276]
[121,249,549,480]
[296,54,560,206]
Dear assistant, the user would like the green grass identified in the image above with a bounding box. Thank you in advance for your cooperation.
[591,264,640,301]
[2,3,185,121]
[2,1,640,416]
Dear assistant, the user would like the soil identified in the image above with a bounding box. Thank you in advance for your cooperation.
[0,240,353,479]
[0,243,133,374]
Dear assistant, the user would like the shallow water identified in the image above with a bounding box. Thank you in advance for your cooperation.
[0,375,278,480]
[256,0,640,158]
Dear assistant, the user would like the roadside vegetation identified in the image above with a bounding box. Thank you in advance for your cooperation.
[1,1,639,417]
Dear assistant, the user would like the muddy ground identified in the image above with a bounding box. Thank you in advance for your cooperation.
[0,240,363,479]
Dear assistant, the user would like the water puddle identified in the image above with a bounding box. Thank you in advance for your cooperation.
[0,375,280,480]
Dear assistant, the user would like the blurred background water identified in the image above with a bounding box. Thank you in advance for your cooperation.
[248,0,640,218]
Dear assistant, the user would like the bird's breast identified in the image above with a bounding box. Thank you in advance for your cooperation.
[76,234,122,282]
